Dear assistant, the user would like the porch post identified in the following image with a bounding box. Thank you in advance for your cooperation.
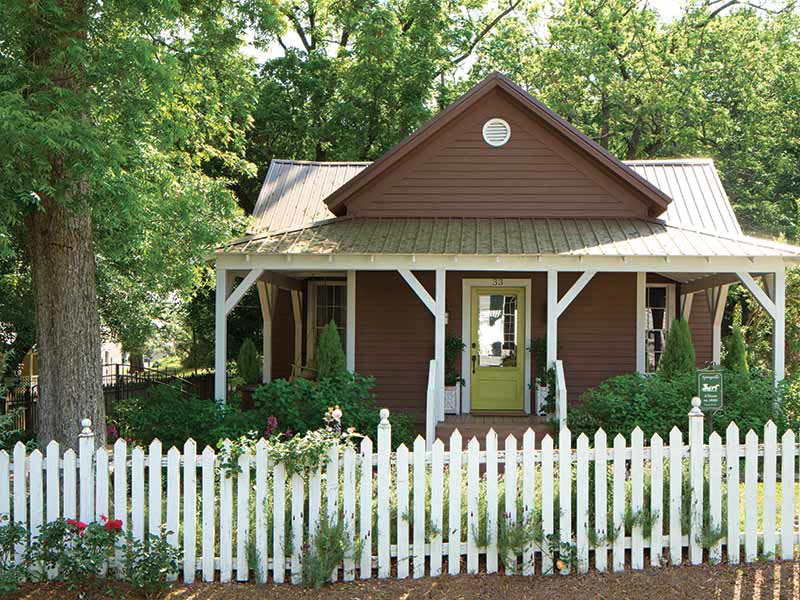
[546,270,558,366]
[772,269,786,386]
[291,290,303,368]
[635,272,646,373]
[346,270,356,372]
[257,281,275,383]
[680,292,694,320]
[214,265,229,403]
[435,269,446,422]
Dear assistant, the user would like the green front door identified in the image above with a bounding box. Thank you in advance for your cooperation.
[470,287,525,411]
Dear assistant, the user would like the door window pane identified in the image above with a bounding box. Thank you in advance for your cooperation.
[477,293,518,367]
[315,284,346,349]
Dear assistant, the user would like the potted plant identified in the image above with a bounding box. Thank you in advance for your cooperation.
[444,335,465,413]
[237,337,261,409]
[530,338,553,415]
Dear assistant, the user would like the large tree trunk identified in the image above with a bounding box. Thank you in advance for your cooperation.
[27,196,105,449]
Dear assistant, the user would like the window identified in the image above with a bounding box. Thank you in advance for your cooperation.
[645,283,676,372]
[307,280,347,357]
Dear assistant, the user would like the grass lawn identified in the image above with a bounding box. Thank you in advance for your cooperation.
[10,561,800,600]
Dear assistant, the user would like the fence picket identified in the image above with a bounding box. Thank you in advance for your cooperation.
[219,446,233,583]
[309,466,322,542]
[762,421,777,560]
[413,436,426,579]
[650,433,664,567]
[166,447,180,581]
[504,434,518,574]
[576,434,589,574]
[131,447,145,542]
[376,411,391,579]
[254,440,268,584]
[273,462,286,584]
[612,434,625,572]
[448,430,463,576]
[467,437,479,574]
[668,428,682,565]
[593,429,607,573]
[522,429,536,576]
[113,439,126,569]
[396,444,410,579]
[326,442,340,582]
[630,427,644,570]
[708,433,722,564]
[46,441,60,525]
[95,448,109,524]
[430,439,445,577]
[541,434,554,575]
[342,445,356,582]
[558,427,572,575]
[485,430,498,574]
[148,439,162,539]
[781,429,796,561]
[201,446,216,582]
[688,404,704,566]
[725,423,740,565]
[291,472,304,584]
[358,437,372,579]
[744,430,758,562]
[29,450,43,542]
[13,443,26,563]
[78,427,94,523]
[236,453,251,582]
[183,439,197,584]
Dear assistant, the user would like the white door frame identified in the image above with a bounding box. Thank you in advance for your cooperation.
[461,278,532,414]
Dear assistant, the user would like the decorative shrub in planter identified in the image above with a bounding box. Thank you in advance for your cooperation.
[237,337,262,408]
[444,335,465,414]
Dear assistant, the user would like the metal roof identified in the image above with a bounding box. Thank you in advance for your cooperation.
[224,217,800,258]
[250,160,369,233]
[249,158,744,237]
[626,159,742,236]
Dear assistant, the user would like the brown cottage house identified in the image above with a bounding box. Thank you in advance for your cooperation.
[214,73,800,444]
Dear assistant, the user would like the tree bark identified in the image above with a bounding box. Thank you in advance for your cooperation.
[27,196,105,449]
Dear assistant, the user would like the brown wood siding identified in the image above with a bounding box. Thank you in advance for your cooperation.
[556,273,638,403]
[353,270,642,422]
[686,289,714,368]
[345,88,651,219]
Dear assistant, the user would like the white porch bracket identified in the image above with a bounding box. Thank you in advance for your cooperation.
[290,290,303,368]
[555,271,596,318]
[736,272,776,320]
[224,268,264,316]
[680,292,694,320]
[398,269,435,314]
[737,270,785,387]
[547,270,596,366]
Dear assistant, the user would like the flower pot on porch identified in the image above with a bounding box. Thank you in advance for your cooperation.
[535,384,550,416]
[444,384,461,414]
[238,383,260,410]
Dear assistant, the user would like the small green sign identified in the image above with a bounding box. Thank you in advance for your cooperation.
[698,371,724,411]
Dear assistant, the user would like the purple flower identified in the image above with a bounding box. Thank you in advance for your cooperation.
[106,425,119,441]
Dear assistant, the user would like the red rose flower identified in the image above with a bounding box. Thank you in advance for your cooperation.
[67,519,88,536]
[105,519,123,531]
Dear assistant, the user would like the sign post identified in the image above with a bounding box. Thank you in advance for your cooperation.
[697,370,723,436]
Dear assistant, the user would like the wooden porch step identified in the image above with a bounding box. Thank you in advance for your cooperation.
[434,414,556,447]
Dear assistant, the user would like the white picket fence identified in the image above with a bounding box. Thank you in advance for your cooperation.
[2,400,799,585]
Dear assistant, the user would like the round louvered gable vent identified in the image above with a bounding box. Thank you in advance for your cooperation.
[482,118,511,147]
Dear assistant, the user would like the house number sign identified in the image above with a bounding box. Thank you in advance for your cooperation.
[697,370,723,411]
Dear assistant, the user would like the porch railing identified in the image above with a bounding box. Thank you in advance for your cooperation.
[425,359,438,447]
[554,359,567,430]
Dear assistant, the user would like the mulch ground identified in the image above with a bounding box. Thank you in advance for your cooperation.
[11,561,800,600]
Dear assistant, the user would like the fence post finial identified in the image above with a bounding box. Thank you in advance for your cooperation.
[379,408,390,428]
[79,418,93,437]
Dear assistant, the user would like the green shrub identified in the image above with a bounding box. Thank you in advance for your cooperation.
[237,337,261,385]
[0,517,28,594]
[302,518,360,588]
[657,318,695,379]
[113,385,261,448]
[569,369,777,440]
[722,325,749,373]
[253,373,415,448]
[119,531,181,599]
[444,335,465,386]
[316,321,346,379]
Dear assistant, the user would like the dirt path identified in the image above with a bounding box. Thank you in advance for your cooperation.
[12,561,800,600]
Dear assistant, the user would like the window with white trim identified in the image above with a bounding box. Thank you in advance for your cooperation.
[307,280,347,357]
[645,283,676,372]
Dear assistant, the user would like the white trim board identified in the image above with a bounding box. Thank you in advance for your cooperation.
[461,278,532,415]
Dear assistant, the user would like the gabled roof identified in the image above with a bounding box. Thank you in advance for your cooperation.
[321,73,673,218]
[249,158,742,238]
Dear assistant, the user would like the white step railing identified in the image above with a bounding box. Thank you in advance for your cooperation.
[554,359,568,430]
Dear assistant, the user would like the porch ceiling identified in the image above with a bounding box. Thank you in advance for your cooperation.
[221,216,800,260]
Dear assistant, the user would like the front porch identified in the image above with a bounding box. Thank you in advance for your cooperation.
[212,250,789,447]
